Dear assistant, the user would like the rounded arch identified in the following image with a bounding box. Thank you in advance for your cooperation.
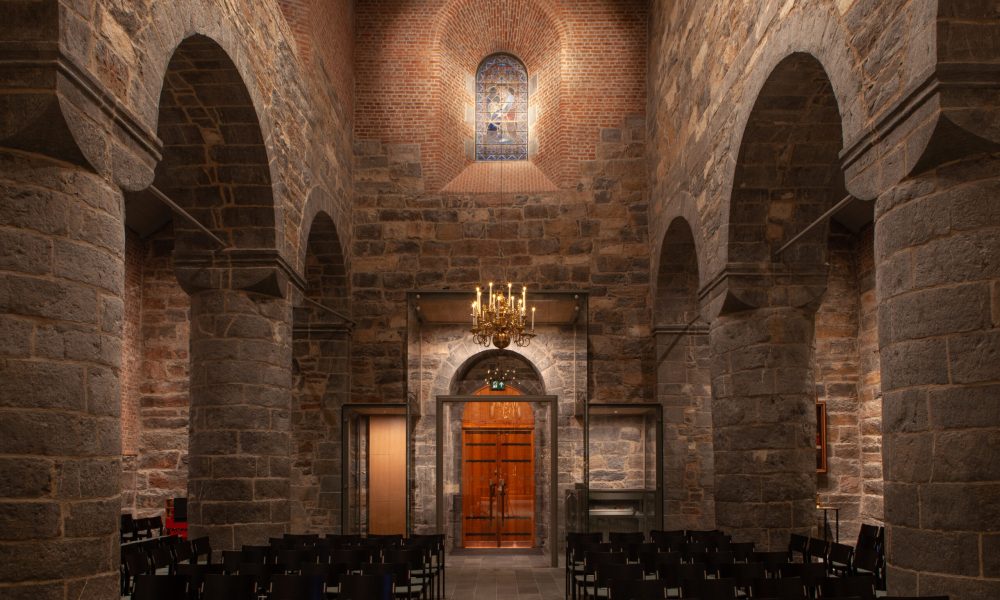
[301,209,348,313]
[449,349,546,396]
[655,216,702,327]
[651,192,706,320]
[723,52,847,305]
[146,34,278,254]
[714,9,867,274]
[432,0,566,188]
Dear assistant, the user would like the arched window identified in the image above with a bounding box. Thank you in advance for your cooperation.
[476,54,528,161]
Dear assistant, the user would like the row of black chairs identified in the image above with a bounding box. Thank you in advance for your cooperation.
[565,528,934,600]
[129,572,393,600]
[122,514,167,543]
[122,535,212,595]
[124,533,444,600]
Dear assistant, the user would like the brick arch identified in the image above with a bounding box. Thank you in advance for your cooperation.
[708,7,867,282]
[723,52,846,309]
[302,210,348,313]
[151,35,277,254]
[655,216,702,327]
[651,193,706,324]
[433,0,565,189]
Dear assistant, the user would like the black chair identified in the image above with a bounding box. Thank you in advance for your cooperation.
[624,542,658,564]
[575,551,627,600]
[131,574,187,600]
[752,551,792,577]
[340,573,393,600]
[780,562,826,598]
[788,533,809,563]
[301,562,344,596]
[240,545,270,565]
[806,537,829,563]
[384,547,434,599]
[657,562,705,598]
[221,551,242,575]
[649,530,685,552]
[591,563,643,600]
[686,577,737,600]
[609,578,669,600]
[639,550,679,578]
[121,514,137,543]
[149,515,165,537]
[820,575,876,600]
[609,531,645,551]
[827,542,854,576]
[201,574,256,600]
[150,545,175,575]
[752,576,807,600]
[730,541,755,563]
[880,597,949,600]
[410,533,445,599]
[176,563,224,600]
[191,536,213,565]
[704,550,735,576]
[269,573,325,600]
[123,550,152,596]
[237,562,274,596]
[718,561,764,597]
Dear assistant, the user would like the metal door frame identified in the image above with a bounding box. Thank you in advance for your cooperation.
[436,394,559,567]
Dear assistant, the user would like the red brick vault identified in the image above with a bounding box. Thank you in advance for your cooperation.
[355,0,647,190]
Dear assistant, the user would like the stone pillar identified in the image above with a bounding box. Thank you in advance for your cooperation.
[291,312,350,533]
[657,325,715,530]
[187,287,293,552]
[0,149,124,599]
[876,157,1000,599]
[710,306,816,549]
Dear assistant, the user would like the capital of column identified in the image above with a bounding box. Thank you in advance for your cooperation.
[698,262,828,321]
[174,249,307,300]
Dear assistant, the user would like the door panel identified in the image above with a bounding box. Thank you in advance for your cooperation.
[461,428,534,548]
[368,415,406,534]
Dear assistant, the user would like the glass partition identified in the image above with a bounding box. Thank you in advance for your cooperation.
[584,403,663,535]
[341,403,412,535]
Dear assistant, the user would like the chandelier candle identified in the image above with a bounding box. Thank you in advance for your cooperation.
[471,281,536,349]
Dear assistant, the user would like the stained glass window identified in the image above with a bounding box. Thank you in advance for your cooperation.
[476,54,528,161]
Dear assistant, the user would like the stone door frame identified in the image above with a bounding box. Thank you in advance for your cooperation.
[436,394,560,567]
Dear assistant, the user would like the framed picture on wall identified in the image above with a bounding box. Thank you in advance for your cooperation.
[816,400,828,473]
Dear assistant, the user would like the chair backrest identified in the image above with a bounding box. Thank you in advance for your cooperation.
[596,562,643,587]
[729,541,755,562]
[612,578,669,600]
[269,573,325,600]
[221,551,242,574]
[240,545,269,564]
[788,533,809,560]
[191,536,212,564]
[752,576,806,600]
[131,574,187,600]
[202,574,256,600]
[881,597,949,600]
[828,542,854,565]
[149,515,164,536]
[807,537,829,562]
[609,531,645,549]
[821,574,876,600]
[650,530,685,551]
[719,561,765,590]
[689,577,737,600]
[340,573,392,600]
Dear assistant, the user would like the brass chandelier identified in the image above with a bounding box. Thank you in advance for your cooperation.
[470,160,536,349]
[471,282,535,349]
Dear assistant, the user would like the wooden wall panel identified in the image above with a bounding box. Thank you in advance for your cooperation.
[368,415,407,534]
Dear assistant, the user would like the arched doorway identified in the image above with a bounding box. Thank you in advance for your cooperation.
[461,385,535,548]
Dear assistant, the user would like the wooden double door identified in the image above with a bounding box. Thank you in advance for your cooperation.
[461,426,535,548]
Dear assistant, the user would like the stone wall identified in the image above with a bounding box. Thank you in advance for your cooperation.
[120,230,191,517]
[352,121,649,407]
[814,224,863,543]
[855,227,882,526]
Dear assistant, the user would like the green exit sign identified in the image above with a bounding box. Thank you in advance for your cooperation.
[490,380,506,391]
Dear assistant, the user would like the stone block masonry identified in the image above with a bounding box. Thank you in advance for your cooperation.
[0,149,125,599]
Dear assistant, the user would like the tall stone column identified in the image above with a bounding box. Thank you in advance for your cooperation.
[0,149,124,599]
[710,306,817,549]
[657,325,715,530]
[186,287,293,552]
[877,156,1000,599]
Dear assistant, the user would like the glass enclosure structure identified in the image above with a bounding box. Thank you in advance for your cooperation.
[579,403,663,535]
[341,403,412,536]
